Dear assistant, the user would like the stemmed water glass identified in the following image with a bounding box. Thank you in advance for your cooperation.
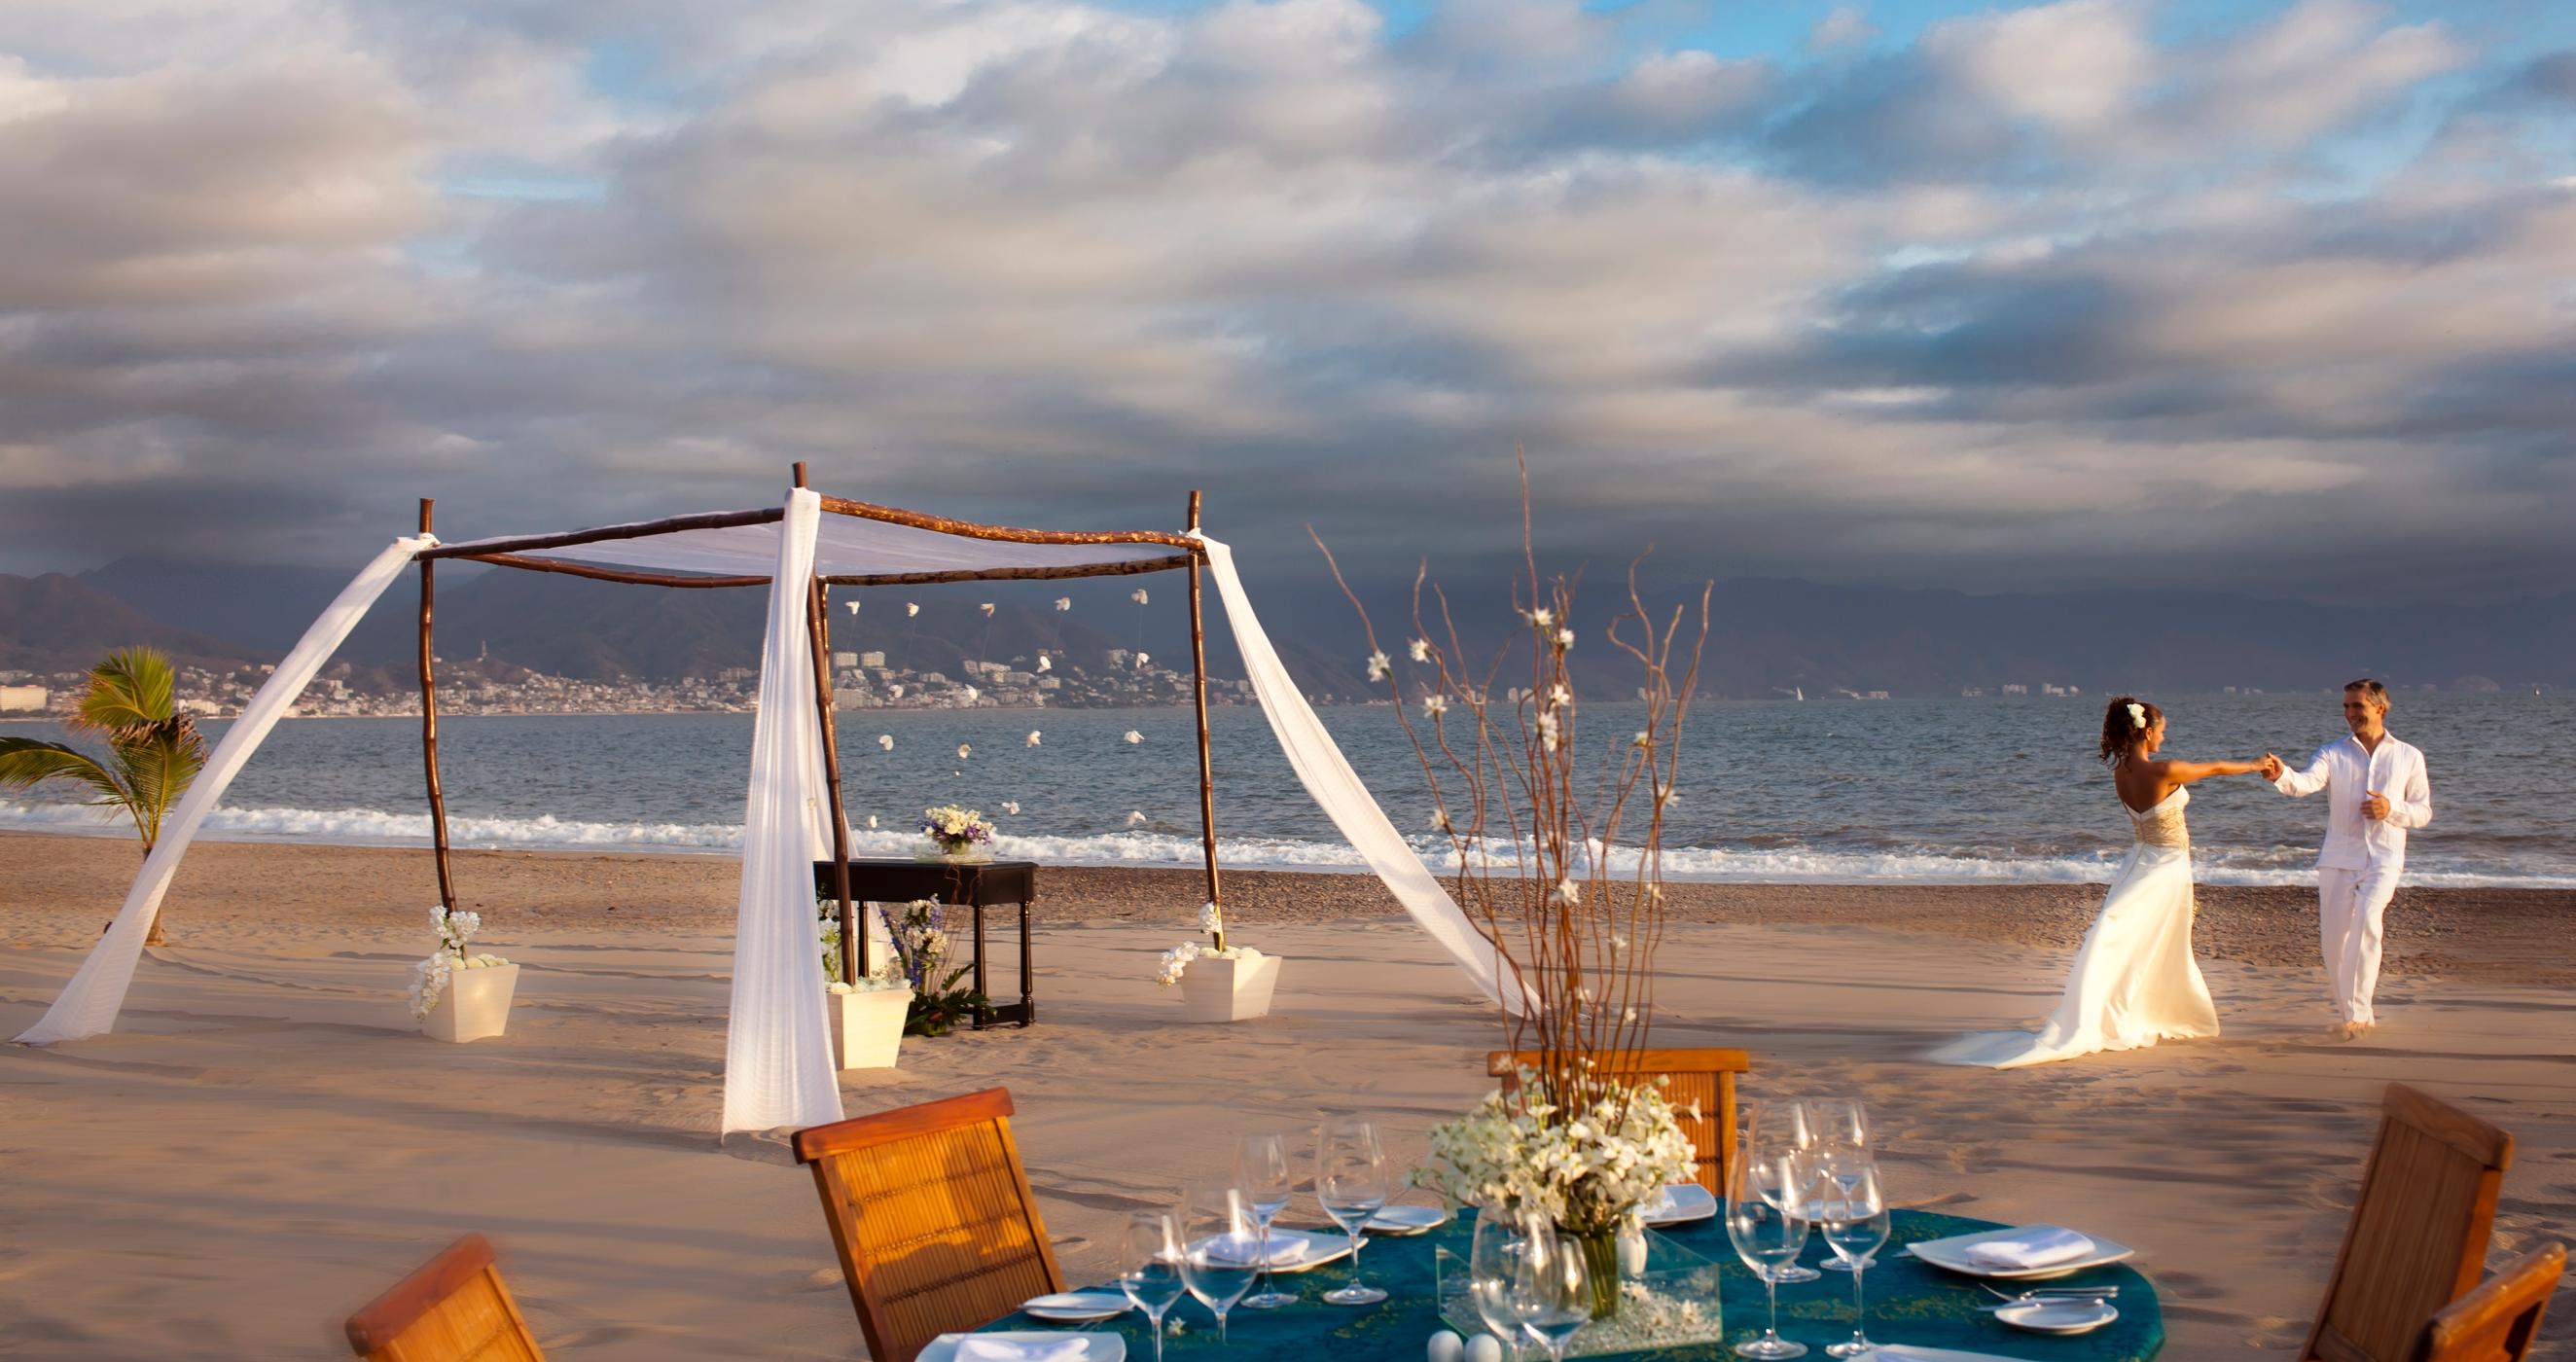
[1236,1132,1298,1308]
[1811,1159,1890,1359]
[1801,1099,1870,1273]
[1510,1215,1593,1362]
[1119,1209,1188,1362]
[1178,1183,1261,1344]
[1469,1209,1532,1360]
[1315,1115,1390,1306]
[1743,1100,1821,1285]
[1726,1150,1813,1359]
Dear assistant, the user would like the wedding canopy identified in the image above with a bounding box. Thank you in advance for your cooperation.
[15,469,1522,1134]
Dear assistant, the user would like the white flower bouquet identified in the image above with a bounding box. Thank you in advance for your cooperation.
[1152,900,1260,986]
[919,805,995,858]
[408,905,510,1019]
[1419,1068,1697,1236]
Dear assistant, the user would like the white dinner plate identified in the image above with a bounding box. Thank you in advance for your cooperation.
[1189,1231,1356,1273]
[1363,1205,1452,1236]
[1019,1292,1129,1323]
[1905,1226,2135,1281]
[1993,1298,2120,1335]
[919,1329,1126,1362]
[1638,1183,1718,1227]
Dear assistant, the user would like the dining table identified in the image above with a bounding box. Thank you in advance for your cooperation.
[975,1207,2163,1360]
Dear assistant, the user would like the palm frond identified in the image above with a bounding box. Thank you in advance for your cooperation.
[73,647,177,737]
[0,737,137,810]
[114,733,205,848]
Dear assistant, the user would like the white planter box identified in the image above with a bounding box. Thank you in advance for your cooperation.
[1178,954,1281,1022]
[422,962,519,1044]
[831,987,912,1070]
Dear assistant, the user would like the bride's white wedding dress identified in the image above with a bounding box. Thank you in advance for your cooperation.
[1934,786,2219,1068]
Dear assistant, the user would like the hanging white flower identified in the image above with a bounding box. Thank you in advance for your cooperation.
[867,814,879,829]
[1522,606,1556,627]
[877,735,894,751]
[1555,627,1575,650]
[1036,654,1053,672]
[1124,730,1143,744]
[1366,651,1391,682]
[1025,730,1042,747]
[845,600,861,615]
[1130,588,1150,605]
[1549,684,1572,705]
[981,602,995,616]
[1134,652,1151,670]
[1127,809,1148,825]
[1658,789,1681,807]
[1431,808,1453,833]
[962,684,980,702]
[907,602,920,617]
[956,743,971,760]
[1055,597,1072,611]
[1422,694,1448,718]
[1553,878,1581,905]
[1409,638,1431,663]
[1002,800,1020,815]
[1633,731,1653,748]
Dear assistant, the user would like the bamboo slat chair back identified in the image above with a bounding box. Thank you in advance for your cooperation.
[2305,1083,2516,1362]
[1487,1048,1750,1195]
[343,1234,545,1362]
[2417,1243,2564,1362]
[794,1088,1065,1362]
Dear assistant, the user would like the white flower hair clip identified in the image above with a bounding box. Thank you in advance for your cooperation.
[2127,701,2147,729]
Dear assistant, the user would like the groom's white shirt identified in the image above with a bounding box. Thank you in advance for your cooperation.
[2272,734,2431,870]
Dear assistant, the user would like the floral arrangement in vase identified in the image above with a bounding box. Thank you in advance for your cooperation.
[408,905,509,1019]
[817,898,905,995]
[919,805,995,860]
[1152,900,1263,985]
[883,899,988,1035]
[1320,453,1711,1319]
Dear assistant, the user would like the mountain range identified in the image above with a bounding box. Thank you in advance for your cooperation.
[3,556,2568,698]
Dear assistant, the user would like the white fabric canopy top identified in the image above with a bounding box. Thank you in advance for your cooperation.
[15,487,1523,1134]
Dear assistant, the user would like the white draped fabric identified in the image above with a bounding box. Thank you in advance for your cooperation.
[15,535,437,1045]
[719,490,844,1132]
[1193,535,1527,1015]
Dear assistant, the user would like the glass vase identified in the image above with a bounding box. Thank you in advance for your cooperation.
[1575,1227,1622,1319]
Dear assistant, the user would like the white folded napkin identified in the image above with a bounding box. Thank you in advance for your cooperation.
[1965,1226,2097,1270]
[955,1336,1091,1362]
[1200,1229,1313,1266]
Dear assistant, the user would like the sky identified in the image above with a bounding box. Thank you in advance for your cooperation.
[1,0,2571,605]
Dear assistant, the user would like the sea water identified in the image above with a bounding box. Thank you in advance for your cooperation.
[3,692,2567,887]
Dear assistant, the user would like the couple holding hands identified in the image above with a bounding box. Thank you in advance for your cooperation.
[1939,679,2431,1069]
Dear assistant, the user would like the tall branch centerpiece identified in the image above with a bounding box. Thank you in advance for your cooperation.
[1319,460,1713,1319]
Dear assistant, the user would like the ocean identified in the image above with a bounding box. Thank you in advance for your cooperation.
[3,691,2568,888]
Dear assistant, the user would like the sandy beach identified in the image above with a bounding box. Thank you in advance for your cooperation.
[4,831,2571,1358]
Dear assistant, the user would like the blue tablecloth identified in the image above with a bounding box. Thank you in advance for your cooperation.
[983,1208,2162,1359]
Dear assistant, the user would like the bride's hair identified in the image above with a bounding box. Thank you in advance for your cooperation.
[2099,695,2162,765]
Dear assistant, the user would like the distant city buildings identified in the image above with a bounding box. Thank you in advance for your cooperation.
[0,683,47,711]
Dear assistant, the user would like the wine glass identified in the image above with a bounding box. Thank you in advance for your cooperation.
[1178,1183,1261,1344]
[1814,1160,1890,1359]
[1800,1099,1870,1273]
[1236,1132,1298,1308]
[1726,1150,1812,1359]
[1743,1100,1821,1284]
[1469,1209,1531,1360]
[1315,1115,1390,1306]
[1119,1209,1188,1362]
[1510,1215,1593,1362]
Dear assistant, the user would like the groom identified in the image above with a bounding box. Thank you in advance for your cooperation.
[2261,679,2432,1038]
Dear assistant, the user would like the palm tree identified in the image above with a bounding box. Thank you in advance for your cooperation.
[0,647,208,945]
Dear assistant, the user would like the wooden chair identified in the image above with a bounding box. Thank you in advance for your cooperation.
[2417,1243,2564,1362]
[794,1088,1065,1362]
[344,1234,545,1361]
[1487,1048,1750,1195]
[2304,1083,2516,1362]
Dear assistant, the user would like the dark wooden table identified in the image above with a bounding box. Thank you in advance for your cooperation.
[814,858,1037,1028]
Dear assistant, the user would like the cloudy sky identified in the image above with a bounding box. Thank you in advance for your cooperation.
[1,0,2570,604]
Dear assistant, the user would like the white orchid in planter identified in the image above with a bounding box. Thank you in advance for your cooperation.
[409,905,508,1020]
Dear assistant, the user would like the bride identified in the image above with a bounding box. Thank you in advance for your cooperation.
[1935,697,2272,1068]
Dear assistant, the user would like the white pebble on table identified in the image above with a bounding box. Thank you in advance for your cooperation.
[1426,1329,1463,1362]
[1463,1334,1505,1362]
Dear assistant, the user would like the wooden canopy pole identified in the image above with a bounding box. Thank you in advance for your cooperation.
[1186,490,1222,927]
[418,499,456,915]
[796,464,862,983]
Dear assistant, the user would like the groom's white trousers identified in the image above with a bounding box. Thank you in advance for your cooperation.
[2318,866,2401,1024]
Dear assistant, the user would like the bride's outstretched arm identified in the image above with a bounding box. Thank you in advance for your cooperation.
[2150,756,2269,785]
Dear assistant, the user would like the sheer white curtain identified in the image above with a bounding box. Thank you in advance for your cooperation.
[16,535,437,1045]
[1192,535,1528,1015]
[720,489,844,1132]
